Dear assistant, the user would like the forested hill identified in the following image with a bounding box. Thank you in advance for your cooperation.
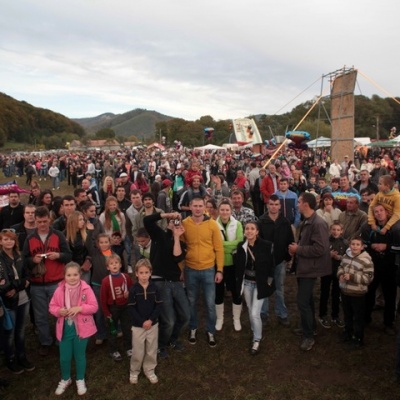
[73,108,173,138]
[0,92,85,147]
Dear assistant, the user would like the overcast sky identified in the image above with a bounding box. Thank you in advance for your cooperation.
[0,0,398,121]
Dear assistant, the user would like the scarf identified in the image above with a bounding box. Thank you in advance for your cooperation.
[110,211,120,233]
[65,281,81,325]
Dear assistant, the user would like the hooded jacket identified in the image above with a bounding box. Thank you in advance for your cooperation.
[367,188,400,230]
[216,216,243,267]
[337,249,374,296]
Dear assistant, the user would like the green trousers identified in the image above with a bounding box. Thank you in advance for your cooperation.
[59,322,89,380]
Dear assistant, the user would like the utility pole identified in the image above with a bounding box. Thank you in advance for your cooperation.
[376,115,380,140]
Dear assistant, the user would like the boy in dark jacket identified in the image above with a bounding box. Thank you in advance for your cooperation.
[128,259,162,385]
[318,222,347,329]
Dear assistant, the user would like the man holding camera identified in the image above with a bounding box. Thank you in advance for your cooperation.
[23,206,72,356]
[143,212,190,358]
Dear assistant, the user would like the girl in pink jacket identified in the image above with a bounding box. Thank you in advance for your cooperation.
[49,262,98,396]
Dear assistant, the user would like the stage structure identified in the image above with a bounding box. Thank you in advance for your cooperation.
[327,67,357,162]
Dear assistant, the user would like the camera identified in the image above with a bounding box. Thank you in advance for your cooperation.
[173,219,181,226]
[40,254,47,258]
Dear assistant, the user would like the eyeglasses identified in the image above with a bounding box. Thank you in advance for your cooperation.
[1,228,16,233]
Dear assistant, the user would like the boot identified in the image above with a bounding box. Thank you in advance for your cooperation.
[232,304,242,332]
[215,304,224,331]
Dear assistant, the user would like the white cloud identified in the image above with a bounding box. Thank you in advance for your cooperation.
[0,0,399,121]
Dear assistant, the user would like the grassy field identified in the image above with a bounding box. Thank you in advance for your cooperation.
[0,174,398,400]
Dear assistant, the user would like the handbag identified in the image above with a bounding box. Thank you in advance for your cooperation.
[31,258,47,277]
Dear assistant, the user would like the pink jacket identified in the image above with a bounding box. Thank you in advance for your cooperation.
[49,280,98,341]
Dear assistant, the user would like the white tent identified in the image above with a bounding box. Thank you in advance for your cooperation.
[194,144,225,151]
[307,136,331,148]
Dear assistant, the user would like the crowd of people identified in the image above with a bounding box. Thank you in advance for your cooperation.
[1,142,400,395]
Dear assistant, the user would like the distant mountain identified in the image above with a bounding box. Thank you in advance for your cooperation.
[73,109,174,138]
[0,92,85,146]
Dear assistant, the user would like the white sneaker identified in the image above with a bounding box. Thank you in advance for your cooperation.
[129,374,138,384]
[147,373,158,384]
[233,319,242,332]
[126,349,132,357]
[76,379,87,395]
[110,351,123,361]
[55,378,72,395]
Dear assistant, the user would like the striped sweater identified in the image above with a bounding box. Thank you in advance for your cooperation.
[337,249,374,296]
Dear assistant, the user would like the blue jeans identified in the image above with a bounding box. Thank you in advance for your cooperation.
[185,266,216,334]
[30,284,58,346]
[243,280,265,341]
[59,169,66,182]
[261,261,288,319]
[4,301,30,361]
[51,176,60,189]
[91,285,107,340]
[297,277,317,339]
[154,280,190,349]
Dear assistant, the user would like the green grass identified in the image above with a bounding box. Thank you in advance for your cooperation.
[0,174,398,399]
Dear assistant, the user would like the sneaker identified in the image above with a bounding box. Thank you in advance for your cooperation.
[127,265,133,274]
[126,349,133,357]
[116,331,123,338]
[277,317,290,327]
[39,345,50,356]
[300,338,315,351]
[57,187,60,190]
[169,341,184,351]
[95,339,104,345]
[7,359,24,375]
[188,329,197,345]
[250,340,260,355]
[110,351,123,362]
[18,357,35,372]
[55,379,72,395]
[207,332,217,348]
[129,374,139,384]
[332,319,345,328]
[157,348,169,359]
[318,317,331,329]
[147,373,158,384]
[76,379,87,396]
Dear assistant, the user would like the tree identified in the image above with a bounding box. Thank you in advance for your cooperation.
[95,128,116,139]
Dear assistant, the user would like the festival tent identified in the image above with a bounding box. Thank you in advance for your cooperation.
[367,140,398,147]
[147,142,165,151]
[306,136,331,148]
[194,144,225,151]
